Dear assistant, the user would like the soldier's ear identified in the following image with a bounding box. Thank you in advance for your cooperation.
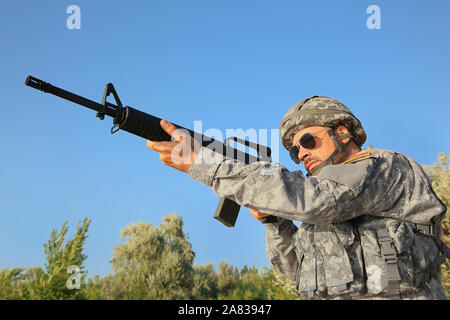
[334,125,349,135]
[334,126,351,144]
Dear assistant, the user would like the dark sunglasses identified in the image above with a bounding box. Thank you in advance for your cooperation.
[289,129,328,164]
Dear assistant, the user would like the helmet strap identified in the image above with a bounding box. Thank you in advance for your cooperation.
[308,128,352,176]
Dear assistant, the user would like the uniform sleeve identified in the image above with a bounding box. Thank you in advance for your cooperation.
[188,147,400,225]
[264,218,299,282]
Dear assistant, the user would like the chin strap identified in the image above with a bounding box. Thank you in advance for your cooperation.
[308,128,352,176]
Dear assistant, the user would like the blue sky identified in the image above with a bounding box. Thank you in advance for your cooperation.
[1,0,449,278]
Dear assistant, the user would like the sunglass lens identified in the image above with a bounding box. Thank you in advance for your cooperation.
[300,133,316,149]
[290,146,301,164]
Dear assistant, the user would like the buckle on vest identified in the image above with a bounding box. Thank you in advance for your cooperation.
[376,229,401,298]
[415,223,436,237]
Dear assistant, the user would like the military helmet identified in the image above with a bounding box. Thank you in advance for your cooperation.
[280,96,367,151]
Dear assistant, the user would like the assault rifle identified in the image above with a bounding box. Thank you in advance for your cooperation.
[25,75,277,227]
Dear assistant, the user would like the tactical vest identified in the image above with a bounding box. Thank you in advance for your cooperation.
[290,148,449,299]
[293,216,449,299]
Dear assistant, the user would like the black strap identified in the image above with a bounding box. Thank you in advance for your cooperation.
[414,223,450,260]
[309,129,352,176]
[415,264,441,288]
[376,229,401,299]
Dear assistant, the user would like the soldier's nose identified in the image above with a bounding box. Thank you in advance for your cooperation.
[298,150,309,162]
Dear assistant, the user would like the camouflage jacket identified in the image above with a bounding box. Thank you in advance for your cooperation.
[188,146,448,299]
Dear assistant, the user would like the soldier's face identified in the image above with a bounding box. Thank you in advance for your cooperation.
[292,126,337,173]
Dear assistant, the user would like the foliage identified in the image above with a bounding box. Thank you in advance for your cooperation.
[0,268,24,299]
[191,263,219,299]
[423,153,450,298]
[222,265,299,300]
[0,218,90,300]
[267,267,299,300]
[80,274,104,300]
[101,212,195,299]
[217,260,240,299]
[0,212,298,300]
[98,214,298,300]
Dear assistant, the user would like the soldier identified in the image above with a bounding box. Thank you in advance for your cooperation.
[147,96,449,300]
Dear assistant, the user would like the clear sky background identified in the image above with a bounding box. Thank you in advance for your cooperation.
[1,0,449,278]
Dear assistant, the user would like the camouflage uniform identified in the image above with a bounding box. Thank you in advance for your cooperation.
[187,97,449,300]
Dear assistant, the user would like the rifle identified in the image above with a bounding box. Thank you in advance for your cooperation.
[25,75,277,227]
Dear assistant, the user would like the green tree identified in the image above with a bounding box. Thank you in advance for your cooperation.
[102,212,195,299]
[423,153,450,298]
[26,218,91,299]
[0,268,23,299]
[217,260,240,299]
[191,263,219,299]
[79,274,104,299]
[0,219,90,300]
[266,268,299,300]
[226,265,269,299]
[222,265,299,300]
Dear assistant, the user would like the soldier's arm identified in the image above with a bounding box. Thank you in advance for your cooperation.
[264,218,299,281]
[188,147,399,224]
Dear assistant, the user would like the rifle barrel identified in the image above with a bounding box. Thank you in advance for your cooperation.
[25,75,116,117]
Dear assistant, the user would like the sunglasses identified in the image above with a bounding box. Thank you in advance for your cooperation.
[289,128,329,164]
